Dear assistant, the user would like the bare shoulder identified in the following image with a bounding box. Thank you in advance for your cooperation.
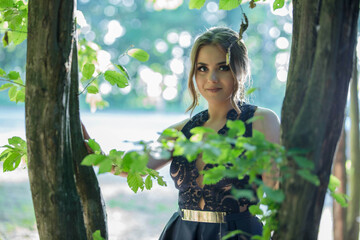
[254,107,280,124]
[253,107,280,144]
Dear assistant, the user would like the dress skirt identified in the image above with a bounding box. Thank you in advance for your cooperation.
[159,210,263,240]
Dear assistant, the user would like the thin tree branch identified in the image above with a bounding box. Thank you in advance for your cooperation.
[0,77,26,87]
[78,73,103,95]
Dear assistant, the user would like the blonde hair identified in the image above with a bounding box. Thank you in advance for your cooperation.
[186,27,250,116]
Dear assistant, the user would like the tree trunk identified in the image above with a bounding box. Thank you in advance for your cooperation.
[346,54,360,240]
[275,0,359,239]
[69,40,108,239]
[332,126,346,240]
[25,0,87,239]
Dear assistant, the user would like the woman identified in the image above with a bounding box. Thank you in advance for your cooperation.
[84,27,280,240]
[149,27,280,240]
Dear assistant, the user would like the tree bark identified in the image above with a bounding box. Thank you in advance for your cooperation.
[70,40,108,239]
[332,126,346,240]
[346,54,360,240]
[275,0,359,239]
[25,0,87,239]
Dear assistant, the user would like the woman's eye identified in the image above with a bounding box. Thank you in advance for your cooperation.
[219,65,230,71]
[197,66,207,72]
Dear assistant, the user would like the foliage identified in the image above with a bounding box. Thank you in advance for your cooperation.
[92,230,105,240]
[0,0,27,46]
[81,139,167,193]
[189,0,280,11]
[0,67,25,103]
[0,136,27,172]
[81,117,345,239]
[78,39,148,101]
[328,175,348,208]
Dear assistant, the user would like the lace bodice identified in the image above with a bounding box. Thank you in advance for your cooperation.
[170,103,258,214]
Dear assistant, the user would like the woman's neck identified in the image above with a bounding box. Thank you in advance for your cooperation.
[207,101,234,122]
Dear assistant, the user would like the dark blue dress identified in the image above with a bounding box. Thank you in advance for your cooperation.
[159,103,263,240]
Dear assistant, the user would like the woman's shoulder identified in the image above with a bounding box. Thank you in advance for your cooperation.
[253,106,280,144]
[253,106,279,121]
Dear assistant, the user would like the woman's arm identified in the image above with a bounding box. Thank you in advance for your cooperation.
[252,107,281,189]
[111,118,191,176]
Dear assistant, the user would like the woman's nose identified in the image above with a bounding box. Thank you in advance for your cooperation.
[209,71,218,82]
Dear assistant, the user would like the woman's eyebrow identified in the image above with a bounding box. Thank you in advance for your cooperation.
[197,61,227,65]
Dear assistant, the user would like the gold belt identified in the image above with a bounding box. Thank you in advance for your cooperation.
[180,209,226,223]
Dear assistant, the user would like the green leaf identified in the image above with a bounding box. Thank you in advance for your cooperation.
[0,149,12,161]
[226,120,245,137]
[0,83,14,91]
[7,71,19,80]
[8,136,24,146]
[189,0,206,9]
[0,0,14,8]
[7,30,27,46]
[81,154,106,166]
[145,175,153,190]
[82,63,95,79]
[263,186,285,203]
[8,86,17,101]
[156,175,167,186]
[219,0,241,10]
[3,152,21,172]
[202,165,226,185]
[87,139,102,154]
[245,87,257,96]
[127,48,149,62]
[116,64,130,80]
[127,172,144,193]
[161,128,181,138]
[273,0,285,10]
[96,100,109,109]
[190,126,216,135]
[15,89,25,103]
[98,158,113,174]
[104,70,129,88]
[328,175,340,192]
[87,85,99,94]
[297,169,320,186]
[0,67,6,76]
[231,189,255,201]
[248,205,263,215]
[92,230,105,240]
[331,192,348,207]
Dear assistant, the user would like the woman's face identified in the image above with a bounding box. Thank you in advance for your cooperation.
[195,44,235,105]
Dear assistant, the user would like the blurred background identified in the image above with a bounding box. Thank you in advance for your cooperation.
[0,0,352,239]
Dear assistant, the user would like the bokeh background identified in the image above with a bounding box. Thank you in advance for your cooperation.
[0,0,341,239]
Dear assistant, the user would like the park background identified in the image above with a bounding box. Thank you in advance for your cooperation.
[0,0,357,239]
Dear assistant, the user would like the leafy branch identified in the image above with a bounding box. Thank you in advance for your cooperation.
[81,139,167,193]
[78,40,149,96]
[0,76,26,87]
[159,119,342,240]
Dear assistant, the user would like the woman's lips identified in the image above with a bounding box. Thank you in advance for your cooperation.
[206,88,221,93]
